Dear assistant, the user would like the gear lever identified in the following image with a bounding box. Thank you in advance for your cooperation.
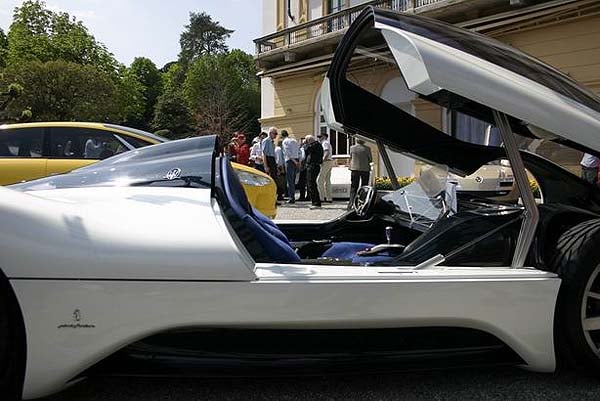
[356,225,404,256]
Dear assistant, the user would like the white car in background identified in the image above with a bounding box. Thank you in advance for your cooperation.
[452,161,514,196]
[331,163,513,199]
[330,164,373,199]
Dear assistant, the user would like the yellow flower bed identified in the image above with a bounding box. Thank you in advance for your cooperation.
[375,176,416,190]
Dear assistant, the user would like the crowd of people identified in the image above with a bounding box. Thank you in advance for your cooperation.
[226,127,370,210]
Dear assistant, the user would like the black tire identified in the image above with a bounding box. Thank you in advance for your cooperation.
[550,218,600,371]
[0,272,25,401]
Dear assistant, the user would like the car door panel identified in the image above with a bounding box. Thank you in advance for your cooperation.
[0,158,47,185]
[0,127,47,185]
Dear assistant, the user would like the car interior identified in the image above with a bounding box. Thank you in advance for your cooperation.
[217,156,523,267]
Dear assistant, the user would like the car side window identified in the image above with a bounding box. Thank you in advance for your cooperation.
[50,127,129,160]
[0,128,44,158]
[120,134,154,149]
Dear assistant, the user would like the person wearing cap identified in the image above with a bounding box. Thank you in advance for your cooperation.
[235,133,250,166]
[317,132,334,203]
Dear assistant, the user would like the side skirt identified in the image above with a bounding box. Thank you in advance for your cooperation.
[81,327,523,378]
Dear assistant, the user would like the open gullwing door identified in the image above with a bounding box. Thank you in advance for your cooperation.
[321,7,600,175]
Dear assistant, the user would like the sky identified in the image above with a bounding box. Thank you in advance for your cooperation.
[0,0,262,68]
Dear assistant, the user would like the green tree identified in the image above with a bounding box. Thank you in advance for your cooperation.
[183,50,259,141]
[129,57,162,129]
[160,61,177,73]
[115,66,146,126]
[179,12,233,65]
[150,62,193,137]
[0,60,120,122]
[151,89,194,138]
[7,0,118,75]
[0,83,24,120]
[0,28,8,68]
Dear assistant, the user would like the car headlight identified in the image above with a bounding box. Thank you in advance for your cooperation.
[236,170,272,187]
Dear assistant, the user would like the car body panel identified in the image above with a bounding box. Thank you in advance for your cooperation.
[46,158,96,177]
[0,158,47,185]
[0,186,255,281]
[12,265,559,399]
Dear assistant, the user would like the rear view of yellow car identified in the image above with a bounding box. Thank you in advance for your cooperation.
[0,122,277,217]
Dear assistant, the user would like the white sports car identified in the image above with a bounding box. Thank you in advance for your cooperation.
[3,7,600,400]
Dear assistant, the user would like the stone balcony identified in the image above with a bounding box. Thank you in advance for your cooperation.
[255,0,541,71]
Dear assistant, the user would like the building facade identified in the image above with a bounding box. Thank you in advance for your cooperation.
[255,0,600,175]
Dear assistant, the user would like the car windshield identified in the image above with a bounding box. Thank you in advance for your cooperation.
[382,164,450,228]
[11,136,216,191]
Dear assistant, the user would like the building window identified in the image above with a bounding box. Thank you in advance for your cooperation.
[316,85,354,157]
[449,111,502,147]
[327,0,345,14]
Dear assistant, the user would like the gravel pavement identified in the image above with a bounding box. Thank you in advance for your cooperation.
[274,200,348,221]
[39,201,600,400]
[40,368,600,401]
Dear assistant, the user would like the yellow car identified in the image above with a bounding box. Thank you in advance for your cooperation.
[0,122,277,217]
[232,162,277,218]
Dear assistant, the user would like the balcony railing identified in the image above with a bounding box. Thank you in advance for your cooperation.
[255,0,446,55]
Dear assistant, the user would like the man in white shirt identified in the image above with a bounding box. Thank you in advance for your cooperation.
[281,130,300,203]
[581,153,599,186]
[317,132,334,203]
[249,133,266,172]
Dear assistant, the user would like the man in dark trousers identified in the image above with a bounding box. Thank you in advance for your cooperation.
[297,137,308,201]
[262,127,279,201]
[348,138,372,209]
[304,135,323,209]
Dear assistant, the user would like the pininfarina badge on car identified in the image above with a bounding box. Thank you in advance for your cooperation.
[2,6,600,400]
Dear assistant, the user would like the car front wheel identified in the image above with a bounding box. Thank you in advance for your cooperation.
[0,272,25,400]
[551,218,600,371]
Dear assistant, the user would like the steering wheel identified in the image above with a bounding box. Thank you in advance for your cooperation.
[353,185,377,218]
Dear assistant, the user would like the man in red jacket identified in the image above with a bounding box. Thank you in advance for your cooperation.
[235,133,250,166]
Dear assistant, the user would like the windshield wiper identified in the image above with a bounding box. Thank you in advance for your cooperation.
[130,176,211,188]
